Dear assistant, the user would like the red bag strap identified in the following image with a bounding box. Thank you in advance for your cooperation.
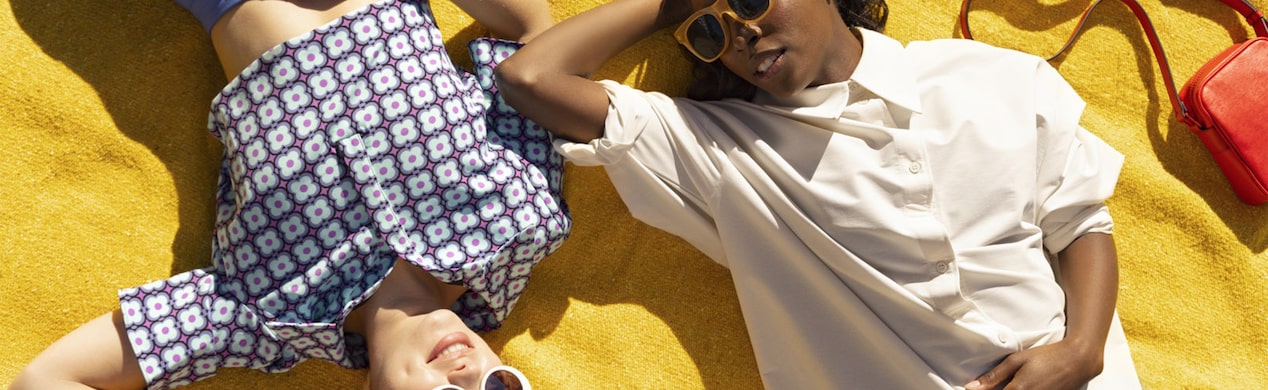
[958,0,1268,124]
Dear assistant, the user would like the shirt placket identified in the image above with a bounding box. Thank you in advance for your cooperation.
[890,130,972,318]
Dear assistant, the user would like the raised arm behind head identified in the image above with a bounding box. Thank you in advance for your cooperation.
[450,0,554,42]
[210,0,552,80]
[495,0,693,143]
[495,0,889,142]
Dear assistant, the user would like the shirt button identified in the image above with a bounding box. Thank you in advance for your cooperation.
[908,161,922,174]
[997,333,1009,344]
[934,261,950,274]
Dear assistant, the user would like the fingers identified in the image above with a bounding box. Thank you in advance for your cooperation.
[966,354,1024,390]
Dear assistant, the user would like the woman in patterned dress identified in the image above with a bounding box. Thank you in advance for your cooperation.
[12,1,569,389]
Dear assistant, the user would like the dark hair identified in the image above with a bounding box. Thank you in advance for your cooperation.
[685,0,889,101]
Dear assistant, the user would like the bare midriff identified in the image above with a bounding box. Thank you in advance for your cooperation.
[209,0,381,80]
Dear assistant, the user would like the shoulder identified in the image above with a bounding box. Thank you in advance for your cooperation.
[893,37,1059,101]
[904,36,1042,61]
[903,37,1047,77]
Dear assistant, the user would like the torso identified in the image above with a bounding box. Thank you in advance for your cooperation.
[560,29,1136,387]
[209,0,381,80]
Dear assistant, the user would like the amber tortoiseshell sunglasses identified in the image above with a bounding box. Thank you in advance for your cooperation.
[673,0,774,62]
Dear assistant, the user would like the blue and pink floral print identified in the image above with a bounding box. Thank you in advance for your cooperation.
[118,1,569,387]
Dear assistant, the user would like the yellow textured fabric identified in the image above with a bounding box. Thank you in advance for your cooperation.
[1,0,1265,388]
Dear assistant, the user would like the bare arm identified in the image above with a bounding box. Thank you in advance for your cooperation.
[211,0,553,82]
[448,0,554,42]
[10,311,145,390]
[1055,232,1118,370]
[495,0,692,142]
[968,232,1118,389]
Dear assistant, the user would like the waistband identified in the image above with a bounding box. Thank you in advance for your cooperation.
[175,0,246,32]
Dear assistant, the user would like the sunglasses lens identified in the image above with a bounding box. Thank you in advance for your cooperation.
[685,14,726,60]
[484,367,527,390]
[728,0,770,20]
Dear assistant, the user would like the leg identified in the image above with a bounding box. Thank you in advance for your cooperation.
[11,310,146,390]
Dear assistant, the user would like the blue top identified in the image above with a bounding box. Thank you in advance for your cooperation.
[175,0,245,32]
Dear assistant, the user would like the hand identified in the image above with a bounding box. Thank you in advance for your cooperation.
[965,339,1104,390]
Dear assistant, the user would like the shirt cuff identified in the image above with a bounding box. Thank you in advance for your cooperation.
[1040,128,1124,254]
[1043,204,1114,255]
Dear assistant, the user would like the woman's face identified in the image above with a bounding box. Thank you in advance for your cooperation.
[368,309,505,389]
[688,0,861,97]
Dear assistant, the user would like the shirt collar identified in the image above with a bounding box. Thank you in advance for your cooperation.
[753,28,923,118]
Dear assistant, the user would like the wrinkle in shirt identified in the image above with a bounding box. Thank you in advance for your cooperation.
[557,27,1135,389]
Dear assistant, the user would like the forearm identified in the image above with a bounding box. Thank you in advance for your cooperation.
[449,0,554,42]
[966,233,1119,389]
[1057,232,1118,368]
[496,0,671,142]
[514,0,672,84]
[11,311,145,390]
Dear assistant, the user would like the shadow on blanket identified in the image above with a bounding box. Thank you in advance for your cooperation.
[6,1,758,388]
[9,0,224,275]
[962,0,1268,251]
[5,0,1268,388]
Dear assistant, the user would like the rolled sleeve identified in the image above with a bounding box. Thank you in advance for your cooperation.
[553,80,729,264]
[554,80,663,166]
[1033,61,1125,254]
[1039,129,1123,254]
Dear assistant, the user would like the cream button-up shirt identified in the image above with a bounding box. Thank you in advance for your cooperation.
[557,29,1139,389]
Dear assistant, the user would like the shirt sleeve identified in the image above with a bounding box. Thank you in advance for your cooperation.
[554,80,729,263]
[1032,60,1125,255]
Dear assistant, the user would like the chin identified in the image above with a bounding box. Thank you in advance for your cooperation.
[761,84,803,98]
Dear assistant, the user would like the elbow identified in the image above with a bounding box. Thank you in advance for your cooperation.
[493,56,545,126]
[494,53,607,143]
[493,55,536,109]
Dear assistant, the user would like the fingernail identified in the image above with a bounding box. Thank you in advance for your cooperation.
[966,380,981,389]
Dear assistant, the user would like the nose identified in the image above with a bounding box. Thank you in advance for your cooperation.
[727,16,761,52]
[444,363,485,389]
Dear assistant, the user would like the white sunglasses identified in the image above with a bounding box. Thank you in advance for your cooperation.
[432,365,531,390]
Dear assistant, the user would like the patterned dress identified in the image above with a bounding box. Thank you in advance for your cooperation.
[118,1,570,388]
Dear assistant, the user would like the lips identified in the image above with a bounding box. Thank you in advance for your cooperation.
[753,49,784,79]
[756,54,777,73]
[427,331,474,363]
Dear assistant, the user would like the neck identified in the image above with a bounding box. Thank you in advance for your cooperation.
[814,26,864,88]
[345,258,468,345]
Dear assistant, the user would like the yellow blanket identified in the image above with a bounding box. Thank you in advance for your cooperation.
[2,0,1265,388]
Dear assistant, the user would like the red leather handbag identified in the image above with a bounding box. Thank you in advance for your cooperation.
[960,0,1268,205]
